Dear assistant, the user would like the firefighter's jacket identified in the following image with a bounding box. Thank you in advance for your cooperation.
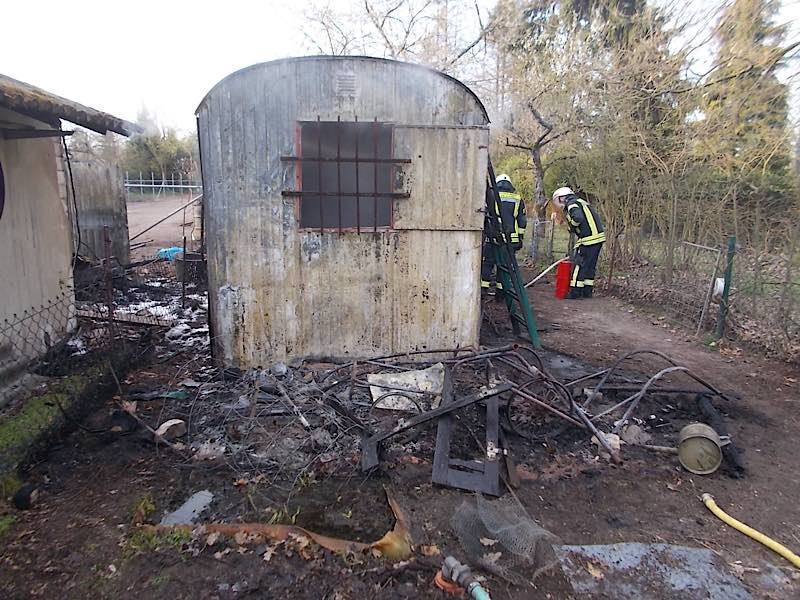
[496,191,527,246]
[564,195,605,247]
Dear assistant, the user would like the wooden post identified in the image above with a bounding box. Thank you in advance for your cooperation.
[103,226,114,329]
[715,235,736,339]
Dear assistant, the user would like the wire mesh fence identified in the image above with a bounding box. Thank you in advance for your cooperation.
[526,222,721,333]
[1,249,207,385]
[727,243,800,361]
[528,221,800,361]
[124,172,202,197]
[605,234,722,334]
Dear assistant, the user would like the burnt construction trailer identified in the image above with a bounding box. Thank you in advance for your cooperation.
[197,56,489,367]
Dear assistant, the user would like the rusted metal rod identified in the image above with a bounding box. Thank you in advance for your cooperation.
[510,385,584,429]
[130,195,201,242]
[610,366,689,434]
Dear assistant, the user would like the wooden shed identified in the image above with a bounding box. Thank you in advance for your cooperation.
[196,56,490,367]
[68,150,130,264]
[0,74,136,380]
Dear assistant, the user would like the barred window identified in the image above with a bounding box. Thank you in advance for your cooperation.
[282,118,409,232]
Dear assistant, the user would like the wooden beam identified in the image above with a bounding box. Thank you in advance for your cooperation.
[0,128,74,140]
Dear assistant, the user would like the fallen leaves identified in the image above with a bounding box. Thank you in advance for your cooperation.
[149,488,412,561]
[482,551,502,565]
[479,537,498,547]
[289,533,313,559]
[262,542,283,563]
[213,548,231,560]
[719,345,742,359]
[419,544,440,557]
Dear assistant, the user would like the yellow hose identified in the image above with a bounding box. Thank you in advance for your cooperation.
[701,493,800,569]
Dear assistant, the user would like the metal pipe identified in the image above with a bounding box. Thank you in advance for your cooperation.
[181,235,187,309]
[317,116,323,235]
[524,257,567,288]
[593,384,708,395]
[318,346,485,383]
[697,247,723,336]
[584,349,733,411]
[510,385,584,428]
[610,366,689,433]
[372,118,378,232]
[368,392,423,417]
[355,115,360,233]
[336,115,342,234]
[565,368,611,388]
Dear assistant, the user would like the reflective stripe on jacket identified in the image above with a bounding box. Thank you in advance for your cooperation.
[497,191,526,244]
[565,196,605,246]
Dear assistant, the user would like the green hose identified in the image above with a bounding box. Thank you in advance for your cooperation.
[468,582,492,600]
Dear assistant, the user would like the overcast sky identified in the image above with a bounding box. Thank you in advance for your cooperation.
[1,0,798,133]
[2,0,315,131]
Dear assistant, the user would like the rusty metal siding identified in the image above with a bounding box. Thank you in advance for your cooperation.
[198,57,488,367]
[68,154,130,263]
[393,126,486,231]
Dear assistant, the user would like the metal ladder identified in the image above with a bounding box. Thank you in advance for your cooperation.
[485,159,541,348]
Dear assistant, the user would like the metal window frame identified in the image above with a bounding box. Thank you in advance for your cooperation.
[282,116,410,234]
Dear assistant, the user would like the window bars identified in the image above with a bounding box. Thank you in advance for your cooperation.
[281,116,410,233]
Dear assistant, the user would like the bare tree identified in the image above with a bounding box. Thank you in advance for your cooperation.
[302,0,493,77]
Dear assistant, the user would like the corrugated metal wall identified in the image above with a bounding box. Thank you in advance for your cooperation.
[197,57,489,367]
[68,154,129,264]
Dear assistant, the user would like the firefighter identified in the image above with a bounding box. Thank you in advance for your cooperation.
[481,174,527,295]
[552,186,605,299]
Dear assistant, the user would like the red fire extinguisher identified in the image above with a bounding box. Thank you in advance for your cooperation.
[555,259,573,299]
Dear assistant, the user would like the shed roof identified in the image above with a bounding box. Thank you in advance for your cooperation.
[196,56,489,123]
[0,74,140,137]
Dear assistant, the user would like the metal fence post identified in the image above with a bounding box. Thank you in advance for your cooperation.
[715,235,736,339]
[181,235,188,310]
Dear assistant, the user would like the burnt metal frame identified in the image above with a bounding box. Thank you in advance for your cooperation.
[360,381,513,471]
[432,368,503,496]
[282,116,410,234]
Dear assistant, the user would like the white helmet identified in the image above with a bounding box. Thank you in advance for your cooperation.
[552,186,574,201]
[496,173,512,186]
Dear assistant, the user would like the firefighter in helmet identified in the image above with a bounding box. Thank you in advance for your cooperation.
[481,174,527,294]
[552,186,605,299]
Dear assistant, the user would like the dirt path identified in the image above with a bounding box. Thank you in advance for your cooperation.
[126,195,198,260]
